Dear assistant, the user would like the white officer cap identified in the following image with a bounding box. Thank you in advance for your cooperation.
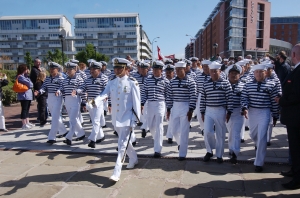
[244,59,251,64]
[100,61,108,66]
[208,61,222,70]
[144,59,151,64]
[165,59,173,64]
[252,64,267,71]
[152,60,165,69]
[223,59,229,62]
[175,61,187,68]
[48,61,61,68]
[189,57,199,61]
[112,58,131,67]
[165,64,175,71]
[65,62,78,68]
[89,61,102,69]
[225,64,242,76]
[69,59,79,64]
[87,59,96,63]
[185,59,192,66]
[140,62,150,68]
[202,60,211,65]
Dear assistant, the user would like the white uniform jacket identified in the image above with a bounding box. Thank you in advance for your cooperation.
[96,75,141,128]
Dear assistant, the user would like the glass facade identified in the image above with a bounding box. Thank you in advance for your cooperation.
[0,18,60,30]
[230,0,246,7]
[75,17,137,28]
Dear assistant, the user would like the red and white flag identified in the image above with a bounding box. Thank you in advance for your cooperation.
[165,54,175,59]
[157,46,164,61]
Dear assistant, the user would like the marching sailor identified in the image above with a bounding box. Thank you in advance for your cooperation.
[189,57,202,74]
[34,62,68,143]
[166,61,197,161]
[76,61,108,148]
[57,62,86,145]
[200,61,233,163]
[95,58,140,182]
[141,60,169,157]
[241,64,280,172]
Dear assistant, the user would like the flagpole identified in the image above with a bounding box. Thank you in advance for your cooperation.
[151,37,159,60]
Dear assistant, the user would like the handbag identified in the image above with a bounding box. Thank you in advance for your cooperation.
[13,75,29,93]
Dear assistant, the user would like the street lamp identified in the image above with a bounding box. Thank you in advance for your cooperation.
[139,25,143,60]
[151,37,160,60]
[186,34,195,57]
[93,46,97,59]
[213,43,218,57]
[58,34,65,66]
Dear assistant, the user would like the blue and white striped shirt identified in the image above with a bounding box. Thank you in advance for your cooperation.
[196,72,211,95]
[39,74,64,94]
[166,75,197,111]
[200,78,233,114]
[59,75,84,97]
[241,79,280,118]
[230,81,245,109]
[141,75,169,105]
[101,69,112,77]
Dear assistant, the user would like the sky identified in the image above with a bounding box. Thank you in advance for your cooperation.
[0,0,300,59]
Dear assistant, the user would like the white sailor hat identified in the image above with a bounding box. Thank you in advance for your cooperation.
[89,61,102,69]
[87,59,96,63]
[48,61,61,68]
[252,64,267,71]
[236,60,247,66]
[185,59,192,66]
[175,61,186,68]
[65,62,78,69]
[165,64,175,71]
[112,58,131,68]
[243,59,251,64]
[152,60,165,69]
[208,61,222,70]
[189,57,199,61]
[140,62,150,68]
[223,58,229,62]
[265,63,274,69]
[144,59,151,64]
[225,64,242,76]
[202,60,211,65]
[100,61,108,66]
[69,59,79,64]
[165,59,173,64]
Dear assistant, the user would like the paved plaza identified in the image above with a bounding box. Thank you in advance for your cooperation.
[0,102,298,197]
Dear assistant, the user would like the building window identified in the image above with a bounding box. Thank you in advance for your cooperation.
[282,25,284,29]
[274,25,277,29]
[290,24,292,29]
[274,32,277,36]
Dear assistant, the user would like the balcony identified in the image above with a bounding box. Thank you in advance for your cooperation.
[49,44,61,47]
[18,52,24,56]
[0,52,12,56]
[113,42,126,46]
[113,35,127,39]
[124,50,138,54]
[23,37,37,41]
[127,35,137,39]
[17,45,23,48]
[74,43,87,47]
[37,44,49,48]
[1,60,14,63]
[99,50,114,54]
[38,36,50,40]
[0,45,10,48]
[99,43,113,47]
[114,50,124,53]
[98,36,113,39]
[24,44,37,48]
[125,42,137,46]
[64,51,78,55]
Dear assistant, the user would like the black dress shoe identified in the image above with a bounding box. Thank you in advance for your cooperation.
[201,129,204,136]
[113,131,118,136]
[167,138,173,144]
[178,145,180,150]
[63,139,72,145]
[267,142,271,146]
[104,110,107,116]
[116,147,118,151]
[255,146,257,150]
[132,141,137,146]
[230,153,237,164]
[46,140,56,144]
[154,152,161,158]
[281,170,295,177]
[0,129,8,132]
[56,132,68,138]
[102,125,107,128]
[141,129,147,138]
[240,139,245,143]
[96,136,105,143]
[255,166,263,172]
[203,152,213,162]
[245,126,249,131]
[75,135,85,141]
[88,141,96,148]
[217,157,223,164]
[178,157,186,161]
[90,119,92,123]
[190,125,192,128]
[282,180,300,190]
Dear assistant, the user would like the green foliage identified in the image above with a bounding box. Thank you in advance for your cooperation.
[1,70,18,105]
[45,49,68,65]
[24,52,33,70]
[75,43,109,65]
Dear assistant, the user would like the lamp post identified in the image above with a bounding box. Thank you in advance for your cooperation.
[93,46,97,59]
[139,25,143,60]
[255,48,259,60]
[213,43,218,58]
[58,34,65,66]
[151,37,160,60]
[186,34,195,57]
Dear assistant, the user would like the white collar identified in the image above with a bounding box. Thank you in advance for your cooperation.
[294,62,300,69]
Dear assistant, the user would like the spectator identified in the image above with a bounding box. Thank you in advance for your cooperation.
[34,72,48,127]
[275,54,291,85]
[0,72,8,131]
[30,58,42,85]
[17,64,34,130]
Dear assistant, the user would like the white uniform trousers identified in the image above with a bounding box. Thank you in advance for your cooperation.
[147,101,165,153]
[112,122,136,143]
[196,93,205,130]
[100,112,106,126]
[79,111,84,124]
[47,94,67,140]
[65,95,85,141]
[204,106,227,158]
[267,114,273,142]
[240,118,246,139]
[248,108,270,166]
[226,108,244,155]
[0,97,6,130]
[103,99,108,111]
[87,104,104,142]
[170,102,190,157]
[113,126,138,178]
[166,111,173,139]
[140,101,149,130]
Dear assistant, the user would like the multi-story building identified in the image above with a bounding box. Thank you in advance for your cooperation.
[0,15,72,70]
[194,0,271,60]
[185,42,194,59]
[270,16,300,46]
[66,13,152,65]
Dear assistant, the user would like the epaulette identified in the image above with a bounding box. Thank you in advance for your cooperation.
[110,75,117,81]
[129,76,137,81]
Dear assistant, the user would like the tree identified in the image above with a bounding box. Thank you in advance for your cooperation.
[24,52,33,70]
[75,43,109,65]
[46,49,68,65]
